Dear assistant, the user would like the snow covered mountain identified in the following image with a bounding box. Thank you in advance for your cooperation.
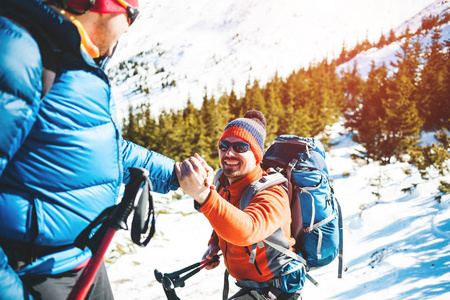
[108,0,444,120]
[337,0,450,78]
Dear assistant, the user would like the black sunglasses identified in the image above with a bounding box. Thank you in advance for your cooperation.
[116,0,139,26]
[219,140,251,153]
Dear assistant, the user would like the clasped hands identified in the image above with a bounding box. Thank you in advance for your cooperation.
[175,153,214,205]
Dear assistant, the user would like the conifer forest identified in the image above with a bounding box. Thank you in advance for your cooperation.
[118,14,450,174]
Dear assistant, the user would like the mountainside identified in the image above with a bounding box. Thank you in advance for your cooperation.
[337,0,450,78]
[104,2,450,299]
[108,0,445,120]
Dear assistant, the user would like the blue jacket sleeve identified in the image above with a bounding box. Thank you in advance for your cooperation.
[0,17,42,177]
[121,139,179,194]
[0,246,32,300]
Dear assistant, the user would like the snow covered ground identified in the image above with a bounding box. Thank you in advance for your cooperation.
[107,123,450,300]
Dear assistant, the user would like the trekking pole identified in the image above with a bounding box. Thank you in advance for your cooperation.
[68,168,150,300]
[154,260,203,284]
[154,254,221,298]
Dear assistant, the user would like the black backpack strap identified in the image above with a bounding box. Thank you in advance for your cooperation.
[239,173,287,264]
[74,205,117,253]
[32,25,60,99]
[214,169,223,191]
[213,170,232,300]
[240,169,322,286]
[2,14,60,99]
[39,43,58,99]
[222,269,229,300]
[286,159,304,242]
[335,197,344,278]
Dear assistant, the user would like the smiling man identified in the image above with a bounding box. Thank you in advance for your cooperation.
[176,111,303,299]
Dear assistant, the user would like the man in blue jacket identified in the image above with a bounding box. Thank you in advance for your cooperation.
[0,0,179,299]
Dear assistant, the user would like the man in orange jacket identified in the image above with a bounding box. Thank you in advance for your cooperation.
[176,110,304,299]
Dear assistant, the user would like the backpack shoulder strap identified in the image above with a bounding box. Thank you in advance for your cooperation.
[240,172,287,210]
[8,15,60,99]
[214,169,223,191]
[31,26,60,99]
[239,172,287,264]
[238,170,322,286]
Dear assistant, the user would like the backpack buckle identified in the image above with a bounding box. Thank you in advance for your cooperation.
[288,159,298,169]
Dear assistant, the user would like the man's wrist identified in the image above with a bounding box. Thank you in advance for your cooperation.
[195,186,214,206]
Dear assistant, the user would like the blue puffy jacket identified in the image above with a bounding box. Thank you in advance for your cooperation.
[0,0,179,290]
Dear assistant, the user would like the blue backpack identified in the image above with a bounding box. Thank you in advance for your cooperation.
[242,135,343,283]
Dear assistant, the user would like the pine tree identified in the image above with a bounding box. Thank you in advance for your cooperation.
[387,28,396,44]
[244,80,267,115]
[292,104,314,137]
[341,60,363,114]
[307,61,331,134]
[382,38,422,162]
[281,71,297,108]
[264,76,284,144]
[228,89,241,120]
[409,129,450,178]
[199,92,221,167]
[444,38,450,130]
[140,103,158,151]
[337,41,348,64]
[353,62,389,162]
[327,59,346,120]
[417,29,449,130]
[277,73,297,134]
[211,92,232,167]
[279,101,295,136]
[157,110,183,160]
[122,105,143,146]
[377,32,387,48]
[179,100,200,160]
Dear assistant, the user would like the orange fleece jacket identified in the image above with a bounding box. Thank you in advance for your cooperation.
[200,165,295,282]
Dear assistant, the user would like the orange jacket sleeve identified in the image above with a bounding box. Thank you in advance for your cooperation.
[200,185,290,246]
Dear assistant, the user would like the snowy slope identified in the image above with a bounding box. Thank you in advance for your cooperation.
[337,0,450,78]
[107,123,450,300]
[105,1,450,299]
[109,0,442,119]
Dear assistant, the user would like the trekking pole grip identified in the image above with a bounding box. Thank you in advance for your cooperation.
[163,267,201,290]
[155,261,201,283]
[111,167,149,230]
